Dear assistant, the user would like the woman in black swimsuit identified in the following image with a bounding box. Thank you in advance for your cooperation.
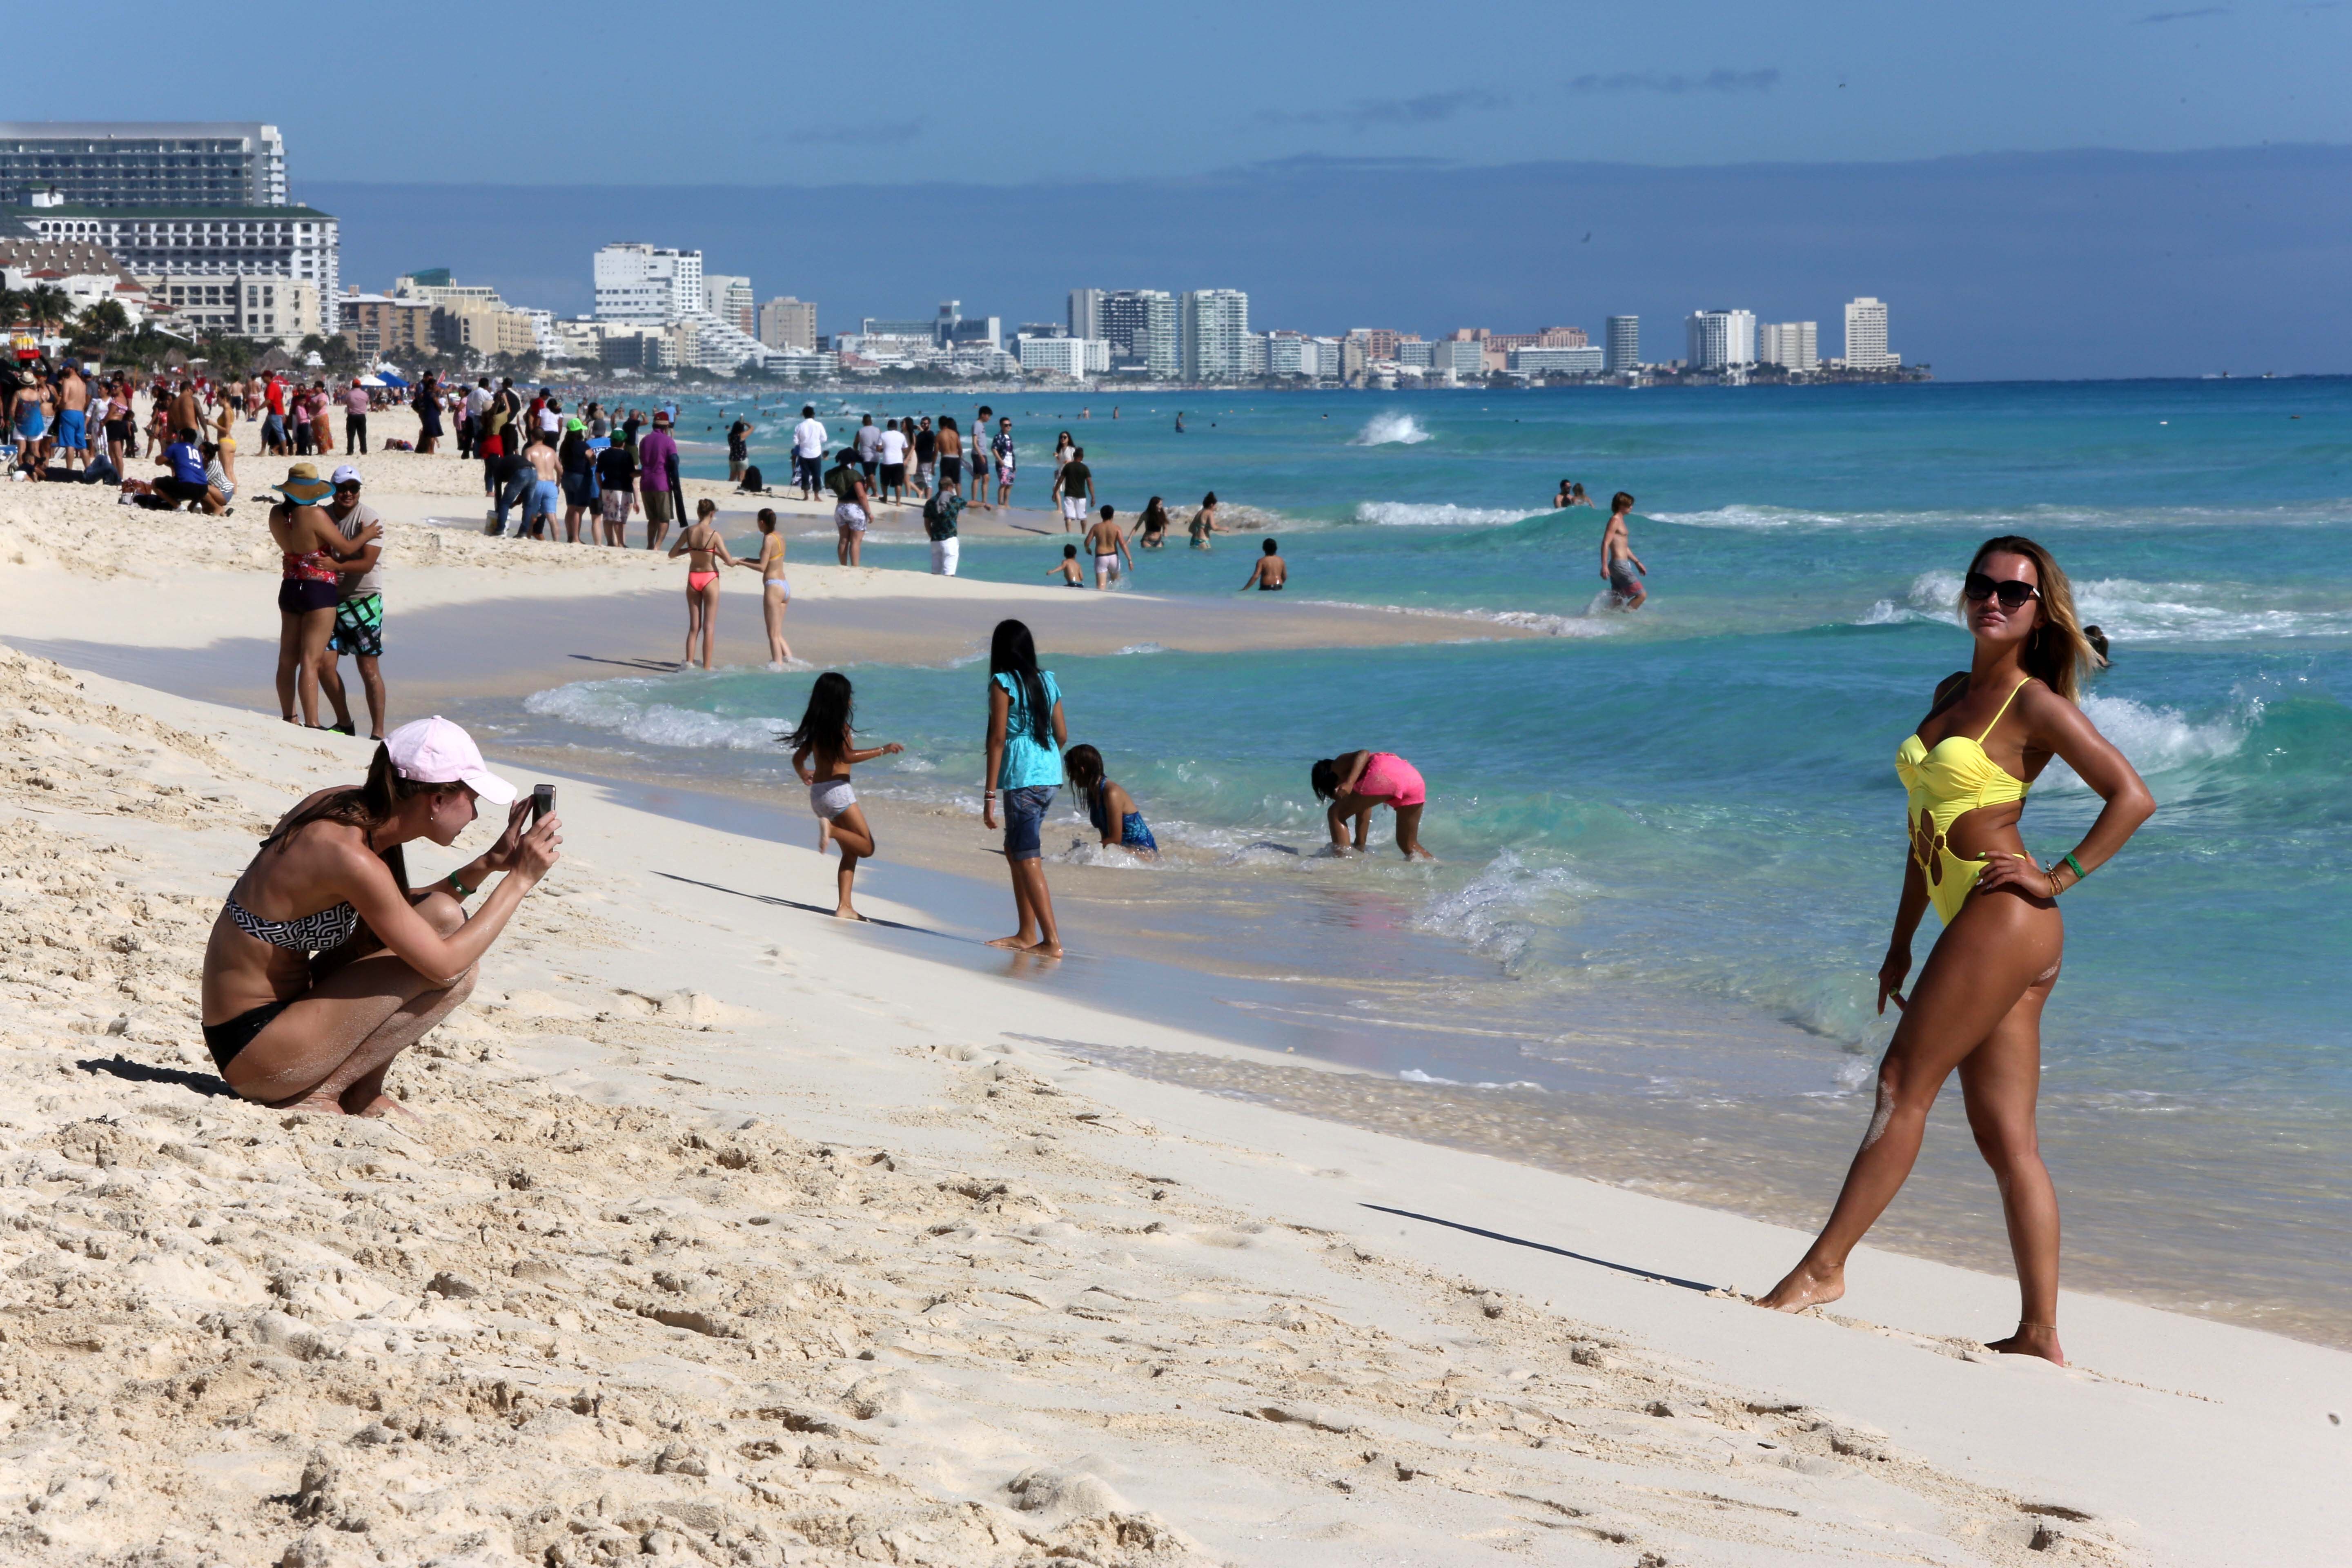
[198,717,560,1116]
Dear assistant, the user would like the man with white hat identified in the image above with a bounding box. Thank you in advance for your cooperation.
[317,465,388,739]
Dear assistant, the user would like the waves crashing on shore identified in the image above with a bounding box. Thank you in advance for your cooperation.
[1349,412,1432,446]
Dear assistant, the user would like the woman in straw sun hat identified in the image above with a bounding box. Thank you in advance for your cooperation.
[270,462,376,731]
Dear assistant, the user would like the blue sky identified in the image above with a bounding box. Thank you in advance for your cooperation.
[19,1,2351,180]
[22,2,2352,376]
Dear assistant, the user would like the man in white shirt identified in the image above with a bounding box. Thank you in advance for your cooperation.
[876,419,909,508]
[791,405,826,500]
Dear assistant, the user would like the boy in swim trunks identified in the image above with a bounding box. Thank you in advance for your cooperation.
[1240,537,1287,591]
[1083,504,1131,590]
[1601,490,1647,610]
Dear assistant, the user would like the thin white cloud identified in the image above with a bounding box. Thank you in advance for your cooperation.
[1565,69,1780,94]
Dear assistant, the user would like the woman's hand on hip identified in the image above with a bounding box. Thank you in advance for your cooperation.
[1974,850,2058,902]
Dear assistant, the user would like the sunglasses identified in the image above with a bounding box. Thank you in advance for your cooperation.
[1963,571,2041,610]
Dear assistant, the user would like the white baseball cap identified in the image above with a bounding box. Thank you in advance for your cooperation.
[330,464,362,486]
[383,716,516,805]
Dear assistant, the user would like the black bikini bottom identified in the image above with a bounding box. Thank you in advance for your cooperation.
[203,998,294,1072]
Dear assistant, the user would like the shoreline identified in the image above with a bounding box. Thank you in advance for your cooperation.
[0,641,2344,1565]
[4,405,2344,1348]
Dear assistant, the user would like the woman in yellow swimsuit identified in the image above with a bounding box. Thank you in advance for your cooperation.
[1757,536,2154,1365]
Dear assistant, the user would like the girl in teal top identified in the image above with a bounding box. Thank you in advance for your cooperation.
[983,619,1067,955]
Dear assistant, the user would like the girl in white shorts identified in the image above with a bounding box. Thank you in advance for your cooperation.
[788,671,903,920]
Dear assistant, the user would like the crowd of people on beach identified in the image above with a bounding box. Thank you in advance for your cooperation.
[5,347,2163,1367]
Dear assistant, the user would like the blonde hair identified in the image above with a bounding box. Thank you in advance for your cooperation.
[1961,535,2094,703]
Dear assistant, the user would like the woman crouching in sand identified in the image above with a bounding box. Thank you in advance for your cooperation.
[1312,750,1434,860]
[1756,536,2152,1364]
[199,717,560,1116]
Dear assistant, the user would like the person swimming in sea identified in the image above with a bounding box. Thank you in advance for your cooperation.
[1240,537,1286,591]
[1048,543,1084,586]
[1062,744,1157,858]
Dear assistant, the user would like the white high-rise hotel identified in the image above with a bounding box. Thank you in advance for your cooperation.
[1180,289,1249,380]
[594,243,704,323]
[1843,296,1899,369]
[1758,321,1819,372]
[1685,308,1756,371]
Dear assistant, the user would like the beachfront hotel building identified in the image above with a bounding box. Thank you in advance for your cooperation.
[11,190,340,303]
[0,122,286,209]
[1605,315,1640,372]
[1101,289,1178,377]
[1509,345,1605,376]
[151,276,318,345]
[1685,308,1757,372]
[1758,320,1820,373]
[1180,289,1249,381]
[758,296,816,352]
[1842,297,1898,369]
[704,275,755,335]
[593,244,704,323]
[1017,335,1110,378]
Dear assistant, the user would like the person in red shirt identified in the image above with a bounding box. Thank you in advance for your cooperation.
[263,375,289,455]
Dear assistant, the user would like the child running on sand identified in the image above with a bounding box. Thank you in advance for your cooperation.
[788,672,903,920]
[1062,744,1157,857]
[668,498,740,669]
[1048,544,1085,586]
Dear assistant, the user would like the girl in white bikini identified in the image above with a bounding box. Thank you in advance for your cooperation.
[788,671,903,920]
[733,507,793,668]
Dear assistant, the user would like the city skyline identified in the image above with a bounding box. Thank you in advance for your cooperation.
[301,141,2352,381]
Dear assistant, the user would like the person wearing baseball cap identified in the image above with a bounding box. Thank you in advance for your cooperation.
[316,465,389,740]
[198,715,559,1117]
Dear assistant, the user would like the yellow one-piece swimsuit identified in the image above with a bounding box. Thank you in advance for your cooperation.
[1895,678,2036,925]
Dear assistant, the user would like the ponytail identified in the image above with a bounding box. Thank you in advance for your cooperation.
[256,743,447,889]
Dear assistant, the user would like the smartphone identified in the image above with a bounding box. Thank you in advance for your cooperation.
[530,784,555,826]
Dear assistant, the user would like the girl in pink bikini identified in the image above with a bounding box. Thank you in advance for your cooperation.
[1310,750,1434,860]
[667,498,740,669]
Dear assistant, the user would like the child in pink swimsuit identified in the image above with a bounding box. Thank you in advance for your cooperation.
[1310,750,1433,859]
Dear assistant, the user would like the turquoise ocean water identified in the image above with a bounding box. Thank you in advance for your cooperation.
[512,382,2352,1334]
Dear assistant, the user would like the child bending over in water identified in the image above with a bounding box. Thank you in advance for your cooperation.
[1062,744,1157,857]
[1048,543,1085,586]
[787,671,904,920]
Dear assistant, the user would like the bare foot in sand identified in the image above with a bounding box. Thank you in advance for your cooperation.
[273,1091,348,1116]
[1023,940,1064,958]
[350,1093,421,1123]
[1983,1324,2065,1366]
[832,909,868,922]
[1756,1258,1845,1313]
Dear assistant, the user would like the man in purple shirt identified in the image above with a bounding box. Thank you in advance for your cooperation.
[637,412,680,550]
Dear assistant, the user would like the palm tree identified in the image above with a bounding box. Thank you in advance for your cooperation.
[0,282,24,332]
[76,299,129,347]
[24,284,75,339]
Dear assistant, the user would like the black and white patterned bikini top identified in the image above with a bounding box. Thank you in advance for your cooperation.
[225,896,359,953]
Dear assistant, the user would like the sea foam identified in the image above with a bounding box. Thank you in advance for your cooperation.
[1349,411,1431,446]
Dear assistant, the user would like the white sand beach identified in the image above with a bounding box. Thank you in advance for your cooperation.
[1,407,2345,1566]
